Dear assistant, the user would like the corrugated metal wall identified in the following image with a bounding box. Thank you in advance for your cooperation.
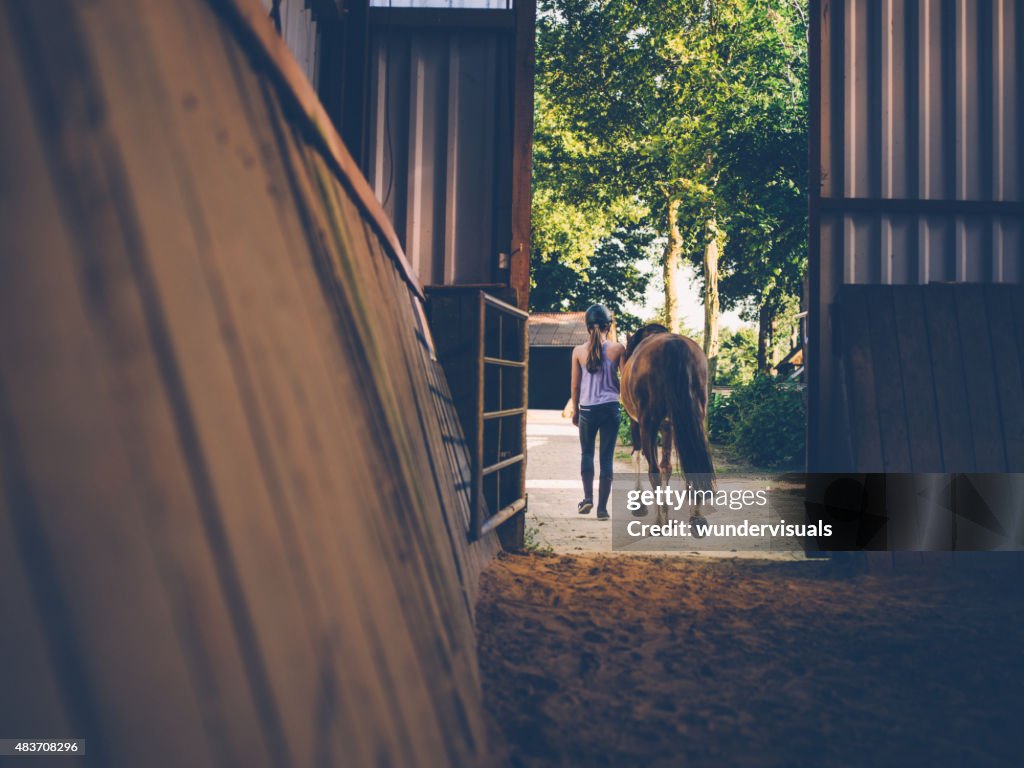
[809,0,1024,470]
[278,0,320,84]
[365,19,514,285]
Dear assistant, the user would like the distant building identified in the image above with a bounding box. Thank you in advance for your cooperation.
[528,312,590,409]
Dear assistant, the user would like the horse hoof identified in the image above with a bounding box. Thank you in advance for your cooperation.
[690,515,709,537]
[632,506,649,518]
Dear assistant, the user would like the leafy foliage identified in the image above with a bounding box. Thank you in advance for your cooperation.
[618,405,636,448]
[709,376,805,469]
[708,391,740,445]
[714,327,758,386]
[531,227,654,331]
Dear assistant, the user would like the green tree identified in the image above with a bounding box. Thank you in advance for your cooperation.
[533,0,808,382]
[715,327,758,386]
[531,226,654,333]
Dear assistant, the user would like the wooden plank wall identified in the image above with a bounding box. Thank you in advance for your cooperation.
[0,1,500,766]
[833,285,1024,569]
[836,284,1024,473]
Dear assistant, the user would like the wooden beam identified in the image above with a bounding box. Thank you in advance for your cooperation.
[807,0,822,470]
[339,0,369,166]
[818,196,1024,216]
[508,0,534,310]
[368,8,515,30]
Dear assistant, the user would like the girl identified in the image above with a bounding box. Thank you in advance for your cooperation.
[570,304,625,520]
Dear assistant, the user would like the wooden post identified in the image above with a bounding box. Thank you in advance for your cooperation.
[338,0,369,165]
[471,291,486,539]
[508,0,535,310]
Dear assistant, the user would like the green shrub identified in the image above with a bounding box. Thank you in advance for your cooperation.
[708,391,739,445]
[618,406,635,447]
[710,376,805,469]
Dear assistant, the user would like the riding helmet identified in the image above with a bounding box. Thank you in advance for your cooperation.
[585,304,613,329]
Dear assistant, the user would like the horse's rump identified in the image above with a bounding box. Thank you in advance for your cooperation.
[622,327,715,491]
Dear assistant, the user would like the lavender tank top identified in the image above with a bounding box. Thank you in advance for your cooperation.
[580,341,620,407]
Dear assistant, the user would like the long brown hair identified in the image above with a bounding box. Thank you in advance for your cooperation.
[586,324,609,372]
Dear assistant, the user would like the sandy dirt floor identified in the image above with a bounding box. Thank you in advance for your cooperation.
[477,553,1024,768]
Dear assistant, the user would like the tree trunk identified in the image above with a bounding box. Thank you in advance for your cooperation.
[757,303,771,374]
[663,198,684,333]
[703,219,721,390]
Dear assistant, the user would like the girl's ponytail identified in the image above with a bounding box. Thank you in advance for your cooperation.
[586,324,605,372]
[583,304,613,373]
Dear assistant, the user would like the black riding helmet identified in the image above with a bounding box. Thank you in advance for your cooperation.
[585,304,613,329]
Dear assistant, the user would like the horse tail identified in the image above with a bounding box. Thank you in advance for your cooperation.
[665,343,715,492]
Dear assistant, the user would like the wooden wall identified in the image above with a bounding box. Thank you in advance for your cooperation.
[834,284,1024,472]
[0,1,500,765]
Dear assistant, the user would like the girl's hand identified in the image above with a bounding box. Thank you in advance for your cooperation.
[572,410,580,427]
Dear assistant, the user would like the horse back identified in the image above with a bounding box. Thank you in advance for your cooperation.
[621,333,708,420]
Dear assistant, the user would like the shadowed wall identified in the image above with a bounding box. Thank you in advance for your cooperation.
[0,1,500,765]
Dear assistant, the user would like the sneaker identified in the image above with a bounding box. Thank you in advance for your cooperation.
[578,499,593,515]
[596,508,610,520]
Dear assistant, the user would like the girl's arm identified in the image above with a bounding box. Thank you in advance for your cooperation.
[611,341,627,372]
[570,348,582,425]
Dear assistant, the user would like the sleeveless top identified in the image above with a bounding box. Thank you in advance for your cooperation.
[580,341,620,407]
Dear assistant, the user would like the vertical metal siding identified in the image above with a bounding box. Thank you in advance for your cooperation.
[365,24,514,286]
[810,0,1024,470]
[281,0,319,87]
[260,0,321,88]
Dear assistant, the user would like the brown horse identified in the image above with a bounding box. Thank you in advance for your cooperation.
[620,324,715,530]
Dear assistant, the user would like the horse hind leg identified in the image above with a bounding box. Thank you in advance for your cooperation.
[639,415,667,525]
[631,419,643,495]
[657,423,674,525]
[659,422,673,485]
[687,402,711,537]
[643,460,661,522]
[630,419,642,457]
[633,450,643,505]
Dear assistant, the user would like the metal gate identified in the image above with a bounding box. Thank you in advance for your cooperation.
[426,287,528,545]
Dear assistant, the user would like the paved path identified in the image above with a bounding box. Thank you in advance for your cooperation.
[524,409,618,552]
[525,409,806,559]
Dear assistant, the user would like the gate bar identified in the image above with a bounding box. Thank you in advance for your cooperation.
[482,453,524,477]
[479,497,527,536]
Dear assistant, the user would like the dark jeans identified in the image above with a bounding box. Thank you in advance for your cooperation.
[579,402,620,479]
